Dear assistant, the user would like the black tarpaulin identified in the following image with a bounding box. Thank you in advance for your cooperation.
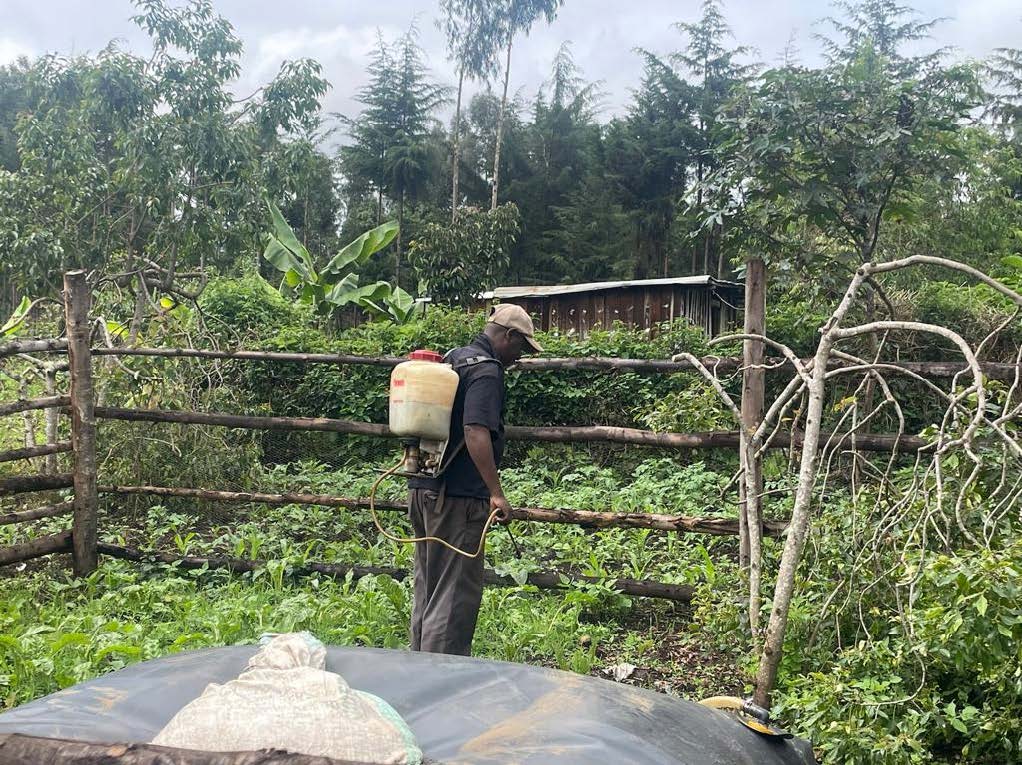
[0,645,817,764]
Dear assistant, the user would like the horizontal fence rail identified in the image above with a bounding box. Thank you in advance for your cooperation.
[98,543,695,603]
[97,484,787,537]
[0,501,73,526]
[0,338,67,358]
[0,531,72,567]
[90,345,1020,380]
[8,340,1018,381]
[0,442,72,464]
[92,405,929,453]
[0,473,74,497]
[0,396,69,418]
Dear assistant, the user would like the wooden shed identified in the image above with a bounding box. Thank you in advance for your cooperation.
[480,276,744,338]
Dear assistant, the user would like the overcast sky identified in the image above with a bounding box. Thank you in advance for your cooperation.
[2,0,1020,130]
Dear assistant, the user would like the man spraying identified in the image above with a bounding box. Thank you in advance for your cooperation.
[407,304,542,656]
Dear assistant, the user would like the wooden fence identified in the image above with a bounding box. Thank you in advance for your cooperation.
[0,270,1008,601]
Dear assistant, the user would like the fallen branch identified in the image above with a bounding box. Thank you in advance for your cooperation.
[97,484,787,537]
[751,254,1022,709]
[0,530,71,566]
[98,543,695,602]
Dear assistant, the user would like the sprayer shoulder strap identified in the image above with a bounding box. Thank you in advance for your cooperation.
[444,351,503,372]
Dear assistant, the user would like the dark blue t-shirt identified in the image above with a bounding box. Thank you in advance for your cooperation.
[408,334,505,499]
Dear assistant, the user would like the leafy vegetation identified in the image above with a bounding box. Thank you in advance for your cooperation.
[1,0,1022,763]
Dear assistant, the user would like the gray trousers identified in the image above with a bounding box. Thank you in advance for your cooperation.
[408,488,488,656]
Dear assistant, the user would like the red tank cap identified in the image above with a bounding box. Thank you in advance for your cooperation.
[408,349,443,362]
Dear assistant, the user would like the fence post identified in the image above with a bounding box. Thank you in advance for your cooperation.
[63,270,98,576]
[739,257,766,568]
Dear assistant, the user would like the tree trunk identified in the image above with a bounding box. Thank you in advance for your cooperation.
[694,158,704,276]
[127,273,147,346]
[491,37,513,211]
[396,192,404,286]
[753,341,830,707]
[716,222,727,279]
[451,66,466,223]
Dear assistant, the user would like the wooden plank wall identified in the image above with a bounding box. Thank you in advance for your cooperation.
[506,285,742,338]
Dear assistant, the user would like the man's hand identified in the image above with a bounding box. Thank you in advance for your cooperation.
[490,493,512,524]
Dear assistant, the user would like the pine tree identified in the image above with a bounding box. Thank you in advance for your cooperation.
[673,0,755,277]
[341,27,447,283]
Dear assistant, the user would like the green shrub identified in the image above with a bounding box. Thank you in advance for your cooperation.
[909,281,1022,361]
[199,274,307,340]
[770,530,1022,764]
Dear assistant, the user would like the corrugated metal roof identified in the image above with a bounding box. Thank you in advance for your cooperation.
[480,276,743,300]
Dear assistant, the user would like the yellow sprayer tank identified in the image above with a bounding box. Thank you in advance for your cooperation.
[389,350,459,441]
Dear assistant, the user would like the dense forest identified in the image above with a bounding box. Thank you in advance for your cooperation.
[1,1,1022,764]
[2,0,1019,308]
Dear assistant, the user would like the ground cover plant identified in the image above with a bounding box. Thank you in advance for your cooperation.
[0,453,745,705]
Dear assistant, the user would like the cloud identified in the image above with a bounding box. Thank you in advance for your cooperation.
[244,22,411,131]
[0,37,34,65]
[2,0,1020,131]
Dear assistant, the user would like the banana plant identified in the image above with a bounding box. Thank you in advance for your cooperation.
[262,200,422,323]
[1,297,36,338]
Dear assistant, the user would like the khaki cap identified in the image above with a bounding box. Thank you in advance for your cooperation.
[487,303,543,353]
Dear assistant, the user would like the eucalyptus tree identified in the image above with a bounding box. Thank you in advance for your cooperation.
[438,0,503,221]
[489,0,563,209]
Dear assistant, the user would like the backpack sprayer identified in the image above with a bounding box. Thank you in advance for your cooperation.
[367,349,513,559]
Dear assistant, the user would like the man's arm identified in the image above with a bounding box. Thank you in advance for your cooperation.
[464,424,511,522]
